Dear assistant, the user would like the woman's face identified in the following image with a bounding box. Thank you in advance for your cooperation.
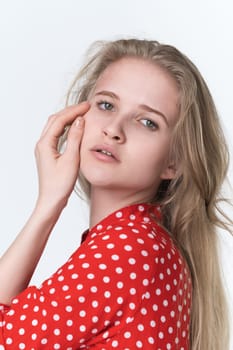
[80,57,180,201]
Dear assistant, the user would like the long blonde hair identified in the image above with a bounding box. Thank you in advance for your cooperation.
[65,39,232,350]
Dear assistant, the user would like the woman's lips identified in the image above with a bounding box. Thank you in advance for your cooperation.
[91,144,120,162]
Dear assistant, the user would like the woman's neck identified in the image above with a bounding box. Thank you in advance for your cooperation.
[89,187,152,228]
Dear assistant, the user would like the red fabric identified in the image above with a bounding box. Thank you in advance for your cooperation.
[0,203,192,349]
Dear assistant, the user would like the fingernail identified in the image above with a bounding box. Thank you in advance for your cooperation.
[75,117,84,127]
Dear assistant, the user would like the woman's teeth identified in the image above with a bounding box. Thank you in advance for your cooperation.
[98,150,113,157]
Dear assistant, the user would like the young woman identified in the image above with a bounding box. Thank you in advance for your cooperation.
[0,39,231,350]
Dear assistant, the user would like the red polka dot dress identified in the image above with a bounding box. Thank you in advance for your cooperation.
[0,203,192,349]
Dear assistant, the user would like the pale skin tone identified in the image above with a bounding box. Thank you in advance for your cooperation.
[0,58,179,305]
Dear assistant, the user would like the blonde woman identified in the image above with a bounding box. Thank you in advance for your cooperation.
[0,39,231,350]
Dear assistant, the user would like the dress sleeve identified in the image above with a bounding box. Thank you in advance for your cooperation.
[0,223,192,349]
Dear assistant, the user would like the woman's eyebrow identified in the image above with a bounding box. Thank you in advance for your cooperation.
[94,90,169,126]
[95,90,120,100]
[139,104,169,126]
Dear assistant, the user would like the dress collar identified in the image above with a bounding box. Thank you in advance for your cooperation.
[81,203,161,244]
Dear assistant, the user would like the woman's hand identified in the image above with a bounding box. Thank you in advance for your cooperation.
[35,102,90,212]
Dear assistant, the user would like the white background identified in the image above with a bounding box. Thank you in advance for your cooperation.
[0,0,233,347]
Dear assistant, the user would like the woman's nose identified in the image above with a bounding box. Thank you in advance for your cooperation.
[102,120,126,143]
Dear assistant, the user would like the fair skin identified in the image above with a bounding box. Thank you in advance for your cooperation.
[0,57,179,305]
[81,58,179,226]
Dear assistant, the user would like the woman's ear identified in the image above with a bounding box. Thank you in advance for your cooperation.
[160,162,177,180]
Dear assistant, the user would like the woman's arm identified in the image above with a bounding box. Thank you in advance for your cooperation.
[0,102,90,305]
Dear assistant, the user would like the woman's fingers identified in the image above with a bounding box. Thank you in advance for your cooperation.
[63,117,85,161]
[40,102,90,140]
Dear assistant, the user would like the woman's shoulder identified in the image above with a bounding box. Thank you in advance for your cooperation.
[81,203,189,273]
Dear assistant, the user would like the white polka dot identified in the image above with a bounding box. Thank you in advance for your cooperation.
[99,264,107,270]
[41,323,47,331]
[126,316,134,324]
[148,337,155,344]
[87,273,95,279]
[114,226,123,231]
[117,297,124,304]
[19,328,25,335]
[143,264,150,271]
[128,258,136,264]
[19,343,26,349]
[143,217,150,223]
[112,340,119,347]
[82,263,90,268]
[111,254,119,261]
[78,296,85,303]
[107,244,114,249]
[161,315,166,323]
[8,310,15,316]
[142,279,149,286]
[79,310,86,317]
[66,306,73,312]
[141,250,149,256]
[138,205,145,211]
[168,326,173,334]
[119,234,128,239]
[92,300,99,308]
[116,211,123,218]
[104,291,111,298]
[130,287,136,295]
[132,228,139,233]
[103,331,109,339]
[124,245,133,251]
[136,340,143,348]
[141,307,147,315]
[32,333,37,340]
[129,302,136,310]
[159,331,164,339]
[117,281,124,289]
[130,272,136,279]
[54,328,60,335]
[6,338,13,344]
[150,320,156,327]
[92,316,98,323]
[53,314,60,321]
[104,306,111,313]
[80,325,86,332]
[103,276,110,283]
[124,331,131,338]
[116,267,123,274]
[170,310,175,317]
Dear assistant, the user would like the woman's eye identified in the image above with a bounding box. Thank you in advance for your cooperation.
[140,118,158,130]
[97,101,114,111]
